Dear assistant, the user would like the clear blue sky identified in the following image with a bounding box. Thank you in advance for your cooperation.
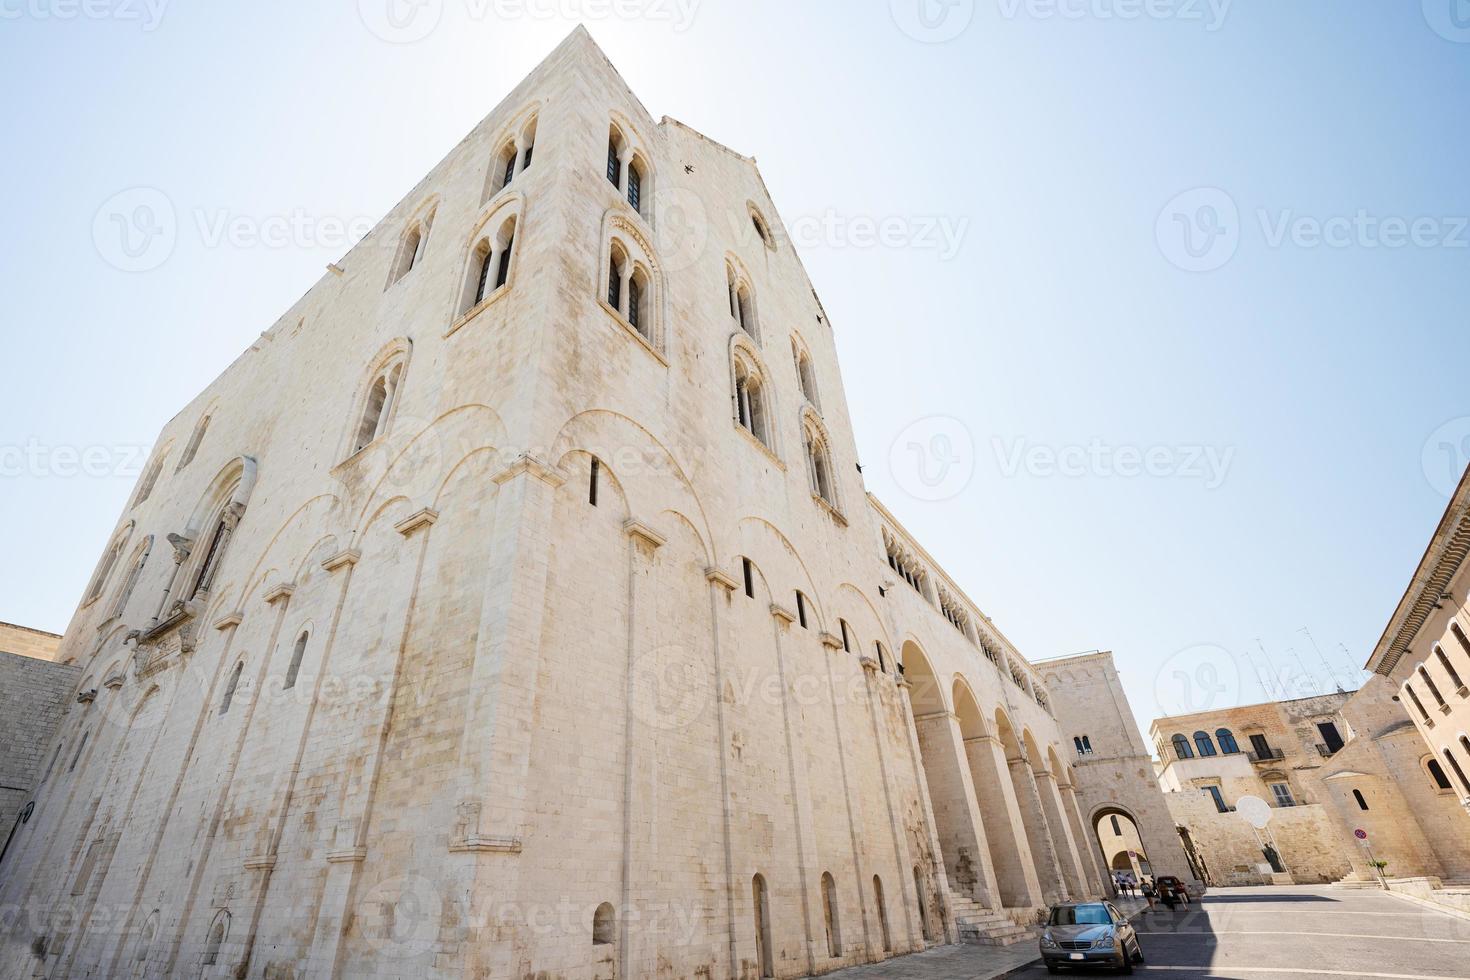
[3,1,1468,740]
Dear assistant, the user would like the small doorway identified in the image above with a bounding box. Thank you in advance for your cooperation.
[752,874,774,978]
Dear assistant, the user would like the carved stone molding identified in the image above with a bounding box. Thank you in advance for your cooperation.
[705,567,739,593]
[262,582,296,606]
[449,801,523,854]
[321,549,361,572]
[858,654,880,673]
[770,603,796,625]
[132,605,200,679]
[623,519,666,550]
[819,632,844,651]
[491,452,566,488]
[213,611,244,631]
[394,508,439,537]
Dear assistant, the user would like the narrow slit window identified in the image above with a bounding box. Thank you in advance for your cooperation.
[796,592,808,629]
[495,233,514,290]
[589,458,600,507]
[742,557,754,598]
[607,141,621,187]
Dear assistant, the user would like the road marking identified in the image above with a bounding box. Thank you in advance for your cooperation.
[1136,969,1470,980]
[1138,930,1470,944]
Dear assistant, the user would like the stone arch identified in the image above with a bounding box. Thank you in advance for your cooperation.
[997,710,1063,904]
[1024,730,1086,898]
[1089,804,1150,888]
[953,683,1040,908]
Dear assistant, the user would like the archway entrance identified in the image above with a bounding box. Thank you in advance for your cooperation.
[1093,807,1151,886]
[902,642,994,906]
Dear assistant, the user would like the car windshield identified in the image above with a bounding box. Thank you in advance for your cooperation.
[1050,905,1111,926]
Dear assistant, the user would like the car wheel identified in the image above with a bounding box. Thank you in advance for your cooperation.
[1120,951,1134,974]
[1133,942,1145,964]
[1046,965,1060,975]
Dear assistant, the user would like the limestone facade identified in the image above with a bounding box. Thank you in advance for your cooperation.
[0,29,1109,980]
[1040,651,1199,890]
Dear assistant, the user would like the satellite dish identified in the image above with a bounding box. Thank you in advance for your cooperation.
[1236,794,1272,829]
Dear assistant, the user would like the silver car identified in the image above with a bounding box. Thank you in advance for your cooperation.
[1039,901,1144,974]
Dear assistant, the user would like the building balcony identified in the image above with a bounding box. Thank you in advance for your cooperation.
[1247,748,1285,763]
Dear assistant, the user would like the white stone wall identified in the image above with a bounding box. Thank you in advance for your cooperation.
[0,29,1098,980]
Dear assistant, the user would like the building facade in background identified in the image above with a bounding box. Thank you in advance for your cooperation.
[0,623,75,873]
[1040,651,1200,889]
[0,30,1128,980]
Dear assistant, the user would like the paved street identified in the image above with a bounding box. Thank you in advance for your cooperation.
[828,886,1470,980]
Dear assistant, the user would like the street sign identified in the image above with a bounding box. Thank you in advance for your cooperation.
[1354,828,1368,840]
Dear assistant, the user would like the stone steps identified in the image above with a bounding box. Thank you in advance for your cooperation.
[947,894,1038,947]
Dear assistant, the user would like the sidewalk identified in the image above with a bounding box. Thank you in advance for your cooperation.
[821,897,1153,980]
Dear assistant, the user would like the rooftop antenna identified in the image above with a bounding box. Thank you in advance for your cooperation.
[1244,639,1274,701]
[1283,645,1318,695]
[1299,627,1345,694]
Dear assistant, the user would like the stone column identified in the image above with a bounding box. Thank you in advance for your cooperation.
[963,733,1044,908]
[1008,756,1067,904]
[1061,782,1108,898]
[912,709,1001,909]
[895,681,957,946]
[858,654,919,950]
[768,603,819,974]
[1034,768,1087,900]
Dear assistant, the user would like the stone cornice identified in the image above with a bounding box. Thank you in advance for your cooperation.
[262,582,296,606]
[769,603,796,625]
[819,631,844,651]
[491,453,566,488]
[705,567,739,593]
[321,549,361,572]
[623,519,666,549]
[213,611,244,631]
[394,508,439,537]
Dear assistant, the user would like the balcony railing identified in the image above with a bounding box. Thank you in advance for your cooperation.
[1315,743,1339,758]
[1247,748,1285,763]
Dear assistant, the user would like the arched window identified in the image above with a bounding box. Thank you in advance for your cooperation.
[1427,758,1453,790]
[134,909,159,965]
[1405,683,1432,722]
[484,113,537,203]
[1435,646,1466,692]
[132,450,166,508]
[108,535,154,620]
[792,337,819,407]
[803,414,839,513]
[203,910,230,967]
[1171,734,1194,760]
[873,875,892,952]
[177,414,210,470]
[726,261,758,341]
[1352,788,1369,811]
[752,873,774,978]
[68,730,89,773]
[913,866,933,942]
[733,349,772,449]
[601,220,662,350]
[388,204,436,286]
[1444,749,1470,794]
[190,511,237,600]
[1193,731,1217,757]
[750,205,774,249]
[1419,664,1448,708]
[85,531,128,605]
[607,121,652,220]
[459,211,518,317]
[592,902,615,945]
[353,357,405,455]
[1215,728,1239,754]
[220,661,244,716]
[284,631,308,691]
[820,871,841,958]
[1452,621,1470,661]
